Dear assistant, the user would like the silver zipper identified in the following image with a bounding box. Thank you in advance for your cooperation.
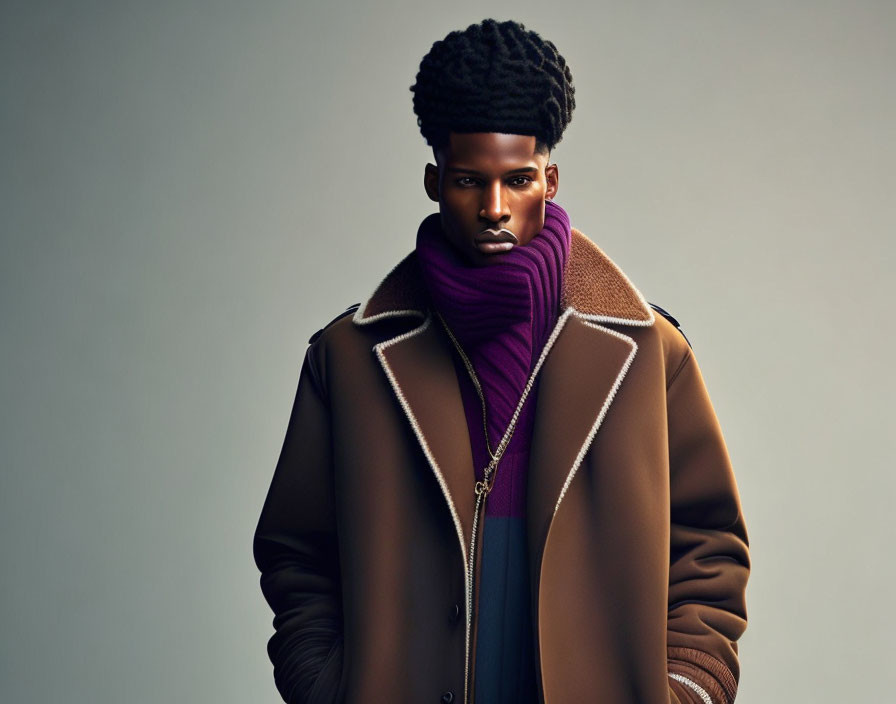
[465,474,498,703]
[463,485,483,704]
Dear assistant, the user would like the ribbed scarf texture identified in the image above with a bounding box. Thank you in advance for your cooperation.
[416,200,571,702]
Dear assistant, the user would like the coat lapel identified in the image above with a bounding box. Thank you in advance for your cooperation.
[372,314,476,570]
[353,227,656,574]
[525,311,639,573]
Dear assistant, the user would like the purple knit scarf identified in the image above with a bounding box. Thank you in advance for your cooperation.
[415,200,571,449]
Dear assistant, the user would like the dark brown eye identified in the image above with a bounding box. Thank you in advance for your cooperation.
[509,176,532,186]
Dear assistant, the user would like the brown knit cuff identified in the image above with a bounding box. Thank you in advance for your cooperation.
[668,646,738,704]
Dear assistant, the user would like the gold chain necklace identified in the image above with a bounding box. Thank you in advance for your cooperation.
[435,310,539,498]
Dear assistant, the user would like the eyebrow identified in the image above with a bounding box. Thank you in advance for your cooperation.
[445,166,539,176]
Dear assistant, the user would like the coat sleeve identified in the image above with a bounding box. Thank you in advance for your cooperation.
[253,341,344,704]
[663,348,750,704]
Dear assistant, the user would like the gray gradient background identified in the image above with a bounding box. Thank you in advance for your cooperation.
[2,1,893,702]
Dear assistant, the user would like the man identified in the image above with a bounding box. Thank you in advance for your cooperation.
[253,18,749,704]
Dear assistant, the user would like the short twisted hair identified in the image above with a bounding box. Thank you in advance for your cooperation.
[410,18,576,153]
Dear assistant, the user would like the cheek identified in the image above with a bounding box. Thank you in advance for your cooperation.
[518,199,546,242]
[442,193,477,224]
[439,197,474,244]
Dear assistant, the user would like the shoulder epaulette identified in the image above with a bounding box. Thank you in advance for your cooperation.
[308,302,362,344]
[648,302,692,349]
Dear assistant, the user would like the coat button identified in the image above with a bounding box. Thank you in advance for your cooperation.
[449,603,461,623]
[440,692,455,703]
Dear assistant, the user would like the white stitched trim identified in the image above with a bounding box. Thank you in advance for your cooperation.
[552,315,638,517]
[581,310,655,327]
[353,304,424,325]
[668,673,713,704]
[372,313,468,570]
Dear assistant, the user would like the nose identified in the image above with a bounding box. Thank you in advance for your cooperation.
[479,181,510,224]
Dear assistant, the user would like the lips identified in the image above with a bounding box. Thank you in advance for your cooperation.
[474,228,518,254]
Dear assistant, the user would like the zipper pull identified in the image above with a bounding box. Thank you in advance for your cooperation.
[474,478,493,497]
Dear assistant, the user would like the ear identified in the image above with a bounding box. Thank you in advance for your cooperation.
[545,163,559,201]
[424,163,440,202]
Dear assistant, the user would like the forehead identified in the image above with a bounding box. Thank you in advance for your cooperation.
[437,132,543,168]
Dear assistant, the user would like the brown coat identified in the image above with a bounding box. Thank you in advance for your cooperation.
[253,228,750,704]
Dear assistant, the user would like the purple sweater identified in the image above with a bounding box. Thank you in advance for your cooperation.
[416,201,572,702]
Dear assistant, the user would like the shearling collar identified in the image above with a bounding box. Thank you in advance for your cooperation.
[353,228,656,328]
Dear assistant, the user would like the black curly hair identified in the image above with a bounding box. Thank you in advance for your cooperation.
[410,18,575,155]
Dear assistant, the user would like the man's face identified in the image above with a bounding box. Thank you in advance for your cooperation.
[423,132,559,267]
